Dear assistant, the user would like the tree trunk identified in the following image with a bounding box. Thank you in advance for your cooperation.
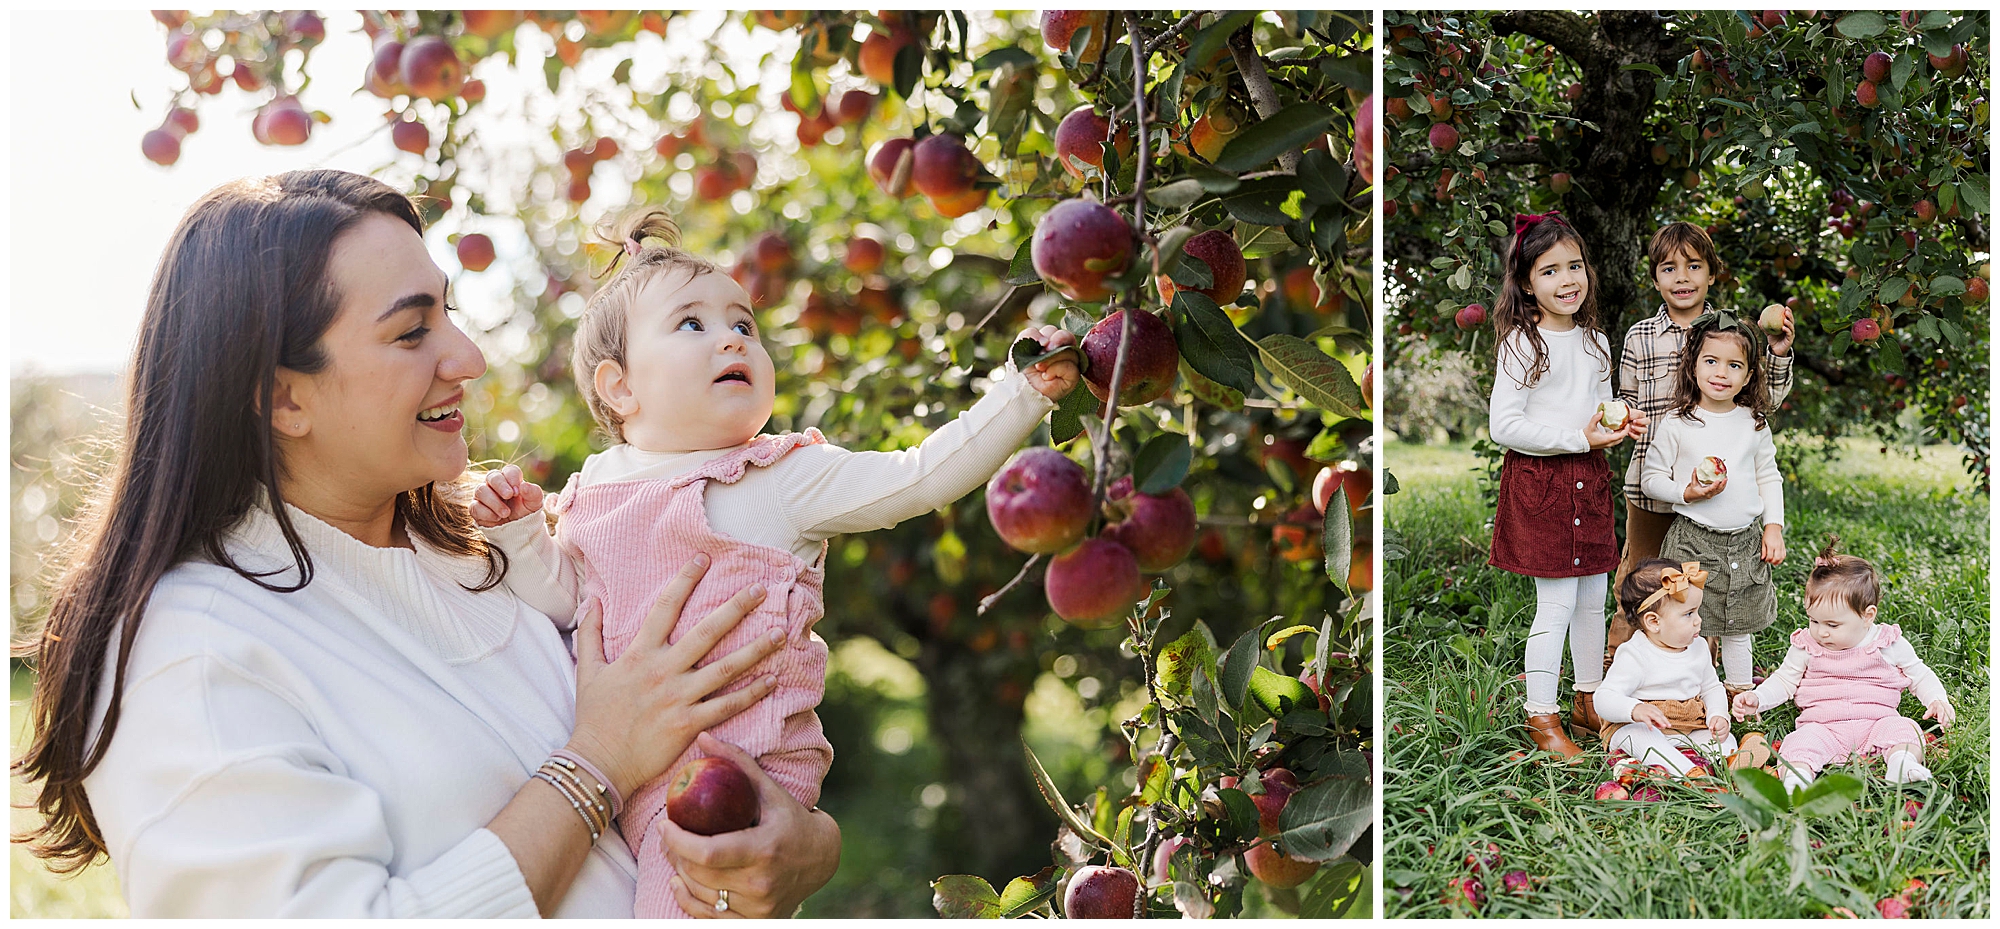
[1495,11,1691,335]
[913,633,1057,883]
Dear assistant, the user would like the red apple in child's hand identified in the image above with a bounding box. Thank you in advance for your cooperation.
[1064,865,1139,918]
[1598,400,1630,430]
[1759,304,1787,335]
[665,756,759,835]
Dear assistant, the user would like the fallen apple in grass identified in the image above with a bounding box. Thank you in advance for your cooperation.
[665,756,759,835]
[1593,781,1631,801]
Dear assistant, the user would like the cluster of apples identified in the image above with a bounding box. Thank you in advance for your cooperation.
[867,134,990,218]
[558,137,621,204]
[146,10,326,162]
[986,448,1194,627]
[654,121,760,203]
[1441,841,1534,912]
[795,235,906,339]
[783,88,876,148]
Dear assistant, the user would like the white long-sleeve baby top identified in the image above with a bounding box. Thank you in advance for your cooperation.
[1639,404,1784,531]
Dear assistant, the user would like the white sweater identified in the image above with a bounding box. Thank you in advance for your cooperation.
[80,502,637,918]
[487,367,1055,624]
[1488,325,1614,456]
[1749,624,1950,710]
[1639,404,1785,531]
[1595,633,1729,725]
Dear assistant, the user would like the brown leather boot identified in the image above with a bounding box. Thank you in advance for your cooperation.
[1569,692,1603,743]
[1726,732,1772,770]
[1525,713,1584,760]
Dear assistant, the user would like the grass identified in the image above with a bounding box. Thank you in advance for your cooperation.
[1381,439,1989,918]
[11,666,128,918]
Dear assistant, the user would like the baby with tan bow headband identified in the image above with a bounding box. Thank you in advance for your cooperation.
[1593,558,1771,775]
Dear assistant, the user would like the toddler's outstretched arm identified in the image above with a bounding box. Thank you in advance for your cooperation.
[476,466,585,629]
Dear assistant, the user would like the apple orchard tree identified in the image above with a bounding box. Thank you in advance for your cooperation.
[1383,10,1990,488]
[139,10,1373,918]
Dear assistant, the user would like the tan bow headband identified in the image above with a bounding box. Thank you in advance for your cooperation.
[1638,562,1708,614]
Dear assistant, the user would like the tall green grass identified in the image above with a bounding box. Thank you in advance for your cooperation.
[1383,440,1989,918]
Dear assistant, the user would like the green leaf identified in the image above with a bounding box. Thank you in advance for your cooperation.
[1716,792,1774,832]
[1157,624,1218,700]
[1185,11,1257,83]
[1179,357,1245,410]
[1247,665,1317,720]
[1877,278,1910,305]
[1049,382,1097,445]
[1258,334,1363,416]
[892,41,924,98]
[1173,292,1256,393]
[1323,487,1353,590]
[1216,787,1261,841]
[1302,860,1369,919]
[997,867,1060,918]
[1005,236,1041,285]
[1621,62,1667,77]
[1835,11,1887,39]
[1219,627,1263,714]
[1133,434,1194,494]
[1297,149,1345,204]
[1221,177,1308,225]
[1961,175,1989,214]
[1792,772,1865,816]
[1184,161,1243,194]
[1890,52,1914,94]
[1317,54,1371,94]
[1930,275,1966,296]
[1730,767,1792,812]
[1022,740,1114,849]
[1273,777,1373,861]
[1214,103,1336,173]
[931,874,1002,918]
[1150,178,1208,209]
[970,46,1037,71]
[1011,336,1083,373]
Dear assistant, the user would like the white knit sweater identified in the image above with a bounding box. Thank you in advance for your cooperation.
[1639,404,1785,531]
[1488,325,1615,456]
[80,502,637,917]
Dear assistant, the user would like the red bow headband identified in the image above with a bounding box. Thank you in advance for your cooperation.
[1511,209,1569,260]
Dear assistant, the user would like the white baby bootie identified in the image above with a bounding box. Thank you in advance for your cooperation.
[1884,750,1933,784]
[1780,767,1815,795]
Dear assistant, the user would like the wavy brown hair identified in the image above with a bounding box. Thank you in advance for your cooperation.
[12,170,504,872]
[1805,534,1880,615]
[1492,214,1610,388]
[1668,314,1769,430]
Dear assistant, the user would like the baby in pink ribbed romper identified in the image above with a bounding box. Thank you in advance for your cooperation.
[470,216,1081,917]
[1731,542,1955,793]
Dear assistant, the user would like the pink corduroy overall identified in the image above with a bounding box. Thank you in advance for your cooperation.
[1777,624,1922,774]
[549,431,832,918]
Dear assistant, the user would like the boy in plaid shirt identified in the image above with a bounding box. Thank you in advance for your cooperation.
[1606,223,1796,658]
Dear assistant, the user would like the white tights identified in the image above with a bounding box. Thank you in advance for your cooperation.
[1712,633,1754,688]
[1608,723,1738,775]
[1523,574,1608,714]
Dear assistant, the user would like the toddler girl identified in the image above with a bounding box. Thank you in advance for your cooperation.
[1639,312,1785,694]
[1486,210,1645,759]
[1733,539,1954,792]
[1595,559,1760,774]
[473,211,1080,916]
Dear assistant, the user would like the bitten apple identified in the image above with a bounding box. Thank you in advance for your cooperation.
[1694,456,1726,485]
[1598,400,1629,430]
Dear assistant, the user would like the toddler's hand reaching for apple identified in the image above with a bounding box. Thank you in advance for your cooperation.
[1731,690,1760,721]
[1017,324,1081,401]
[1630,703,1671,730]
[471,464,545,527]
[1924,698,1955,728]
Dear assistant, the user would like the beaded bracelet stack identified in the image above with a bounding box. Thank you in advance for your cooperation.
[534,750,623,843]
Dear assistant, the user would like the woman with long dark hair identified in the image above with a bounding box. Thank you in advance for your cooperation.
[12,170,840,917]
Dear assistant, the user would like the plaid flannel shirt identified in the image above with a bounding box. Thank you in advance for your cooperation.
[1618,304,1794,513]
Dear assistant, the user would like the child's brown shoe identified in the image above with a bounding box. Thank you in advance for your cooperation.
[1727,732,1772,770]
[1526,713,1584,760]
[1568,692,1603,743]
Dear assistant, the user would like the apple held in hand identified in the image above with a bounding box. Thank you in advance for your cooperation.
[1694,456,1726,485]
[1598,400,1630,430]
[1759,304,1786,335]
[665,756,759,836]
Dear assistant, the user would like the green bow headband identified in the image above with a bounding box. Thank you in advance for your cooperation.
[1691,309,1744,331]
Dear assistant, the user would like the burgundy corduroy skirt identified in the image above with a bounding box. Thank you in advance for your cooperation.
[1488,449,1619,578]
